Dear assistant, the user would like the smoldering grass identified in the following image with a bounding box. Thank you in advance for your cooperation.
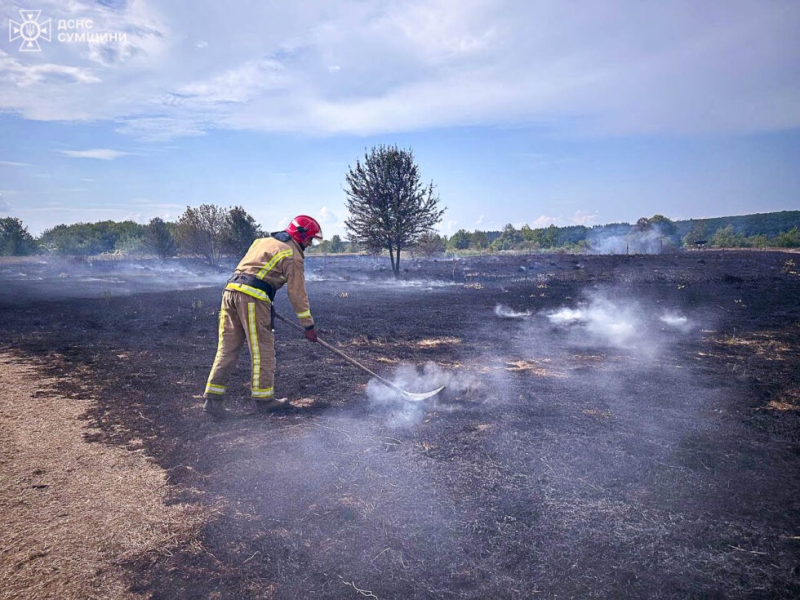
[546,296,641,346]
[494,304,532,319]
[546,307,585,324]
[366,363,484,427]
[660,312,692,332]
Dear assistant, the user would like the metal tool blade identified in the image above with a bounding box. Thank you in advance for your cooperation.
[401,386,446,402]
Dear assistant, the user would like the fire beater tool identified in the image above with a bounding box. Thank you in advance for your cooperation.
[274,312,445,401]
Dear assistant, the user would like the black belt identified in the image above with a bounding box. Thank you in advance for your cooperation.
[227,273,276,300]
[228,273,277,330]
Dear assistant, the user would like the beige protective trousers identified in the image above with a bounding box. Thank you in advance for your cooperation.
[204,290,276,400]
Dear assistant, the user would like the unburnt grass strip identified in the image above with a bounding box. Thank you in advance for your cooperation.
[0,353,209,599]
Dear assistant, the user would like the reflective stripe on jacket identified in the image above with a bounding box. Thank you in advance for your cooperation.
[225,235,314,328]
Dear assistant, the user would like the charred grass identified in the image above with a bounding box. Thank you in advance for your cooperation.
[1,251,799,598]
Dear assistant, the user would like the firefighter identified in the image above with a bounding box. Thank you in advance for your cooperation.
[202,215,322,416]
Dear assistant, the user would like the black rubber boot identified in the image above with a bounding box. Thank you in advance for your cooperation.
[255,397,289,412]
[203,397,230,417]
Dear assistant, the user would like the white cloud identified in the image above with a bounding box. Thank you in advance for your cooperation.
[527,211,599,228]
[115,117,206,141]
[316,206,339,225]
[58,149,131,160]
[571,210,599,226]
[0,51,101,87]
[0,0,798,139]
[114,117,206,141]
[0,160,30,167]
[532,215,558,228]
[0,194,10,212]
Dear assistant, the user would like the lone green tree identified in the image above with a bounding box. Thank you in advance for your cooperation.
[344,145,445,277]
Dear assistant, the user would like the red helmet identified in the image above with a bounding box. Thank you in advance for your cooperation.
[286,215,323,245]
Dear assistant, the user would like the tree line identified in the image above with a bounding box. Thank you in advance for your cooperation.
[4,207,799,267]
[445,211,800,253]
[0,146,444,277]
[0,205,264,267]
[3,209,798,266]
[2,145,798,268]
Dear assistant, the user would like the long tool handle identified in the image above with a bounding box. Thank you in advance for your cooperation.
[273,312,410,397]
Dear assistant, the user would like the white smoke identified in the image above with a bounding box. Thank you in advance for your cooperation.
[379,280,456,289]
[366,362,482,427]
[546,307,585,324]
[587,235,629,255]
[587,226,674,255]
[547,296,641,346]
[660,312,692,332]
[494,304,531,319]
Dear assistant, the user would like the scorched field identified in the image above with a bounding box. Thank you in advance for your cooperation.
[1,251,799,599]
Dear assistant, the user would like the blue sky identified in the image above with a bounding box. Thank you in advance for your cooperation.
[1,0,798,237]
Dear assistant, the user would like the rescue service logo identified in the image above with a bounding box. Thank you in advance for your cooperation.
[7,9,126,52]
[9,9,51,52]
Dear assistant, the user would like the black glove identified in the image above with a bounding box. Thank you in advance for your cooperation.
[305,325,318,343]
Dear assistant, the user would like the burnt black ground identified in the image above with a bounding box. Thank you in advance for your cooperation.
[1,251,799,599]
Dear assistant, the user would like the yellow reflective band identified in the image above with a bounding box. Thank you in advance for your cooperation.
[225,282,271,302]
[205,384,226,395]
[296,309,311,319]
[256,249,293,279]
[248,303,261,392]
[205,302,229,392]
[252,388,274,398]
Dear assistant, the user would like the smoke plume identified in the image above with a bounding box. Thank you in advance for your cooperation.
[494,304,531,319]
[546,295,642,347]
[366,362,483,427]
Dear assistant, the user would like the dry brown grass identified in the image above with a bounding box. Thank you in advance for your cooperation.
[702,327,800,414]
[375,356,400,364]
[416,337,462,348]
[718,331,792,360]
[760,387,800,412]
[0,354,209,600]
[290,397,317,408]
[348,335,462,351]
[763,400,799,412]
[505,359,566,378]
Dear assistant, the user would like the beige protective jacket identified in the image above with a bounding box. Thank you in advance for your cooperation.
[224,235,314,328]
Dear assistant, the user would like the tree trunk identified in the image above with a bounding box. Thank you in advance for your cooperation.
[395,245,401,276]
[389,246,398,277]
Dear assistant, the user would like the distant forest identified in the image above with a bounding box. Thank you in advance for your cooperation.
[445,210,800,254]
[1,209,799,260]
